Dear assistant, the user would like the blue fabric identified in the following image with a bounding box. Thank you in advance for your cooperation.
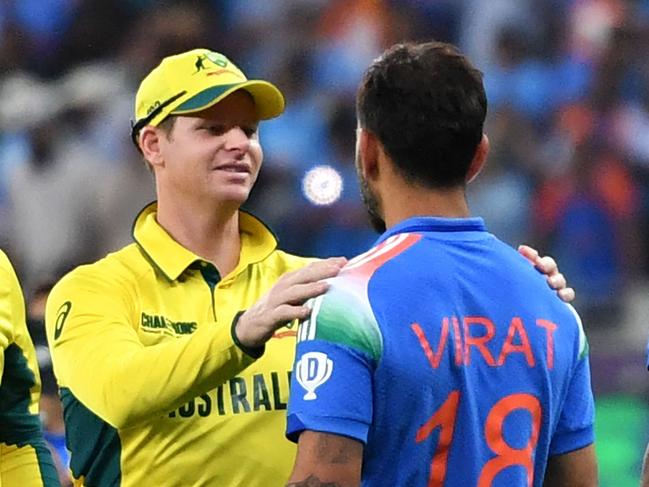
[287,217,595,486]
[44,430,69,469]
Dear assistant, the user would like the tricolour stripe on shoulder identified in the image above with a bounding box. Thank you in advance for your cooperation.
[344,233,422,278]
[294,233,421,359]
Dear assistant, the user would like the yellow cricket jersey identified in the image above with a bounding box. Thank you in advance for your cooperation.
[45,203,312,487]
[0,250,59,486]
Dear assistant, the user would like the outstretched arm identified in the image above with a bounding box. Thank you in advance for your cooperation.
[287,431,363,487]
[47,258,345,429]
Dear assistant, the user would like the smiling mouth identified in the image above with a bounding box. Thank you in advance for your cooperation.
[215,164,250,173]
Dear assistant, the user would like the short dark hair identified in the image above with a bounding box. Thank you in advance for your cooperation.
[356,41,487,188]
[157,116,177,138]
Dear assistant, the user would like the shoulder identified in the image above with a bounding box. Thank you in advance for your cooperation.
[0,248,11,271]
[564,303,589,360]
[0,249,24,309]
[48,244,145,308]
[345,233,422,276]
[298,265,383,363]
[0,249,19,286]
[46,245,146,340]
[0,250,21,347]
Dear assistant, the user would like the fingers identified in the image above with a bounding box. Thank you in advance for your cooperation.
[557,287,576,303]
[517,244,539,264]
[281,257,347,286]
[547,272,576,302]
[234,257,347,349]
[279,281,330,305]
[536,256,558,276]
[547,272,566,290]
[236,303,312,348]
[271,304,312,324]
[518,245,559,276]
[519,245,576,302]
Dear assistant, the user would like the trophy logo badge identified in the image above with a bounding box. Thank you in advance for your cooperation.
[295,351,333,400]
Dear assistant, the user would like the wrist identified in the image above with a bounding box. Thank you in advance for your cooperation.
[231,310,265,359]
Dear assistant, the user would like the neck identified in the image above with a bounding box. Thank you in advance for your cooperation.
[156,194,241,276]
[381,179,470,230]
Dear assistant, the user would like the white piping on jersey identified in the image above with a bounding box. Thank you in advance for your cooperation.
[566,303,587,357]
[308,295,323,341]
[298,294,324,343]
[345,233,409,271]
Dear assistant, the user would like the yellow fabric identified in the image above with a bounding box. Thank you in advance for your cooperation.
[0,250,55,483]
[0,443,45,487]
[0,249,40,410]
[134,48,285,126]
[46,203,312,487]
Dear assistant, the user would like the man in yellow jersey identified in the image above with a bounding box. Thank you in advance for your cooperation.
[0,250,60,486]
[44,48,343,487]
[45,48,573,487]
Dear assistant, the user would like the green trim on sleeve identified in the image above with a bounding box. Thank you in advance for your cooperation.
[33,440,62,486]
[0,344,40,444]
[61,387,122,486]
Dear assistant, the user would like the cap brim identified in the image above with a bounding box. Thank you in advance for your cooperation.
[171,80,285,120]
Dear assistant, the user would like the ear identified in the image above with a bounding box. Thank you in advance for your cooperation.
[466,134,489,184]
[357,128,380,181]
[139,126,165,168]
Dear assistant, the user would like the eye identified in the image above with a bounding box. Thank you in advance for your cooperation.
[201,124,227,135]
[242,126,258,137]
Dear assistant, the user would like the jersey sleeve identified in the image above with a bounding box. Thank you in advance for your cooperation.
[46,267,259,429]
[0,250,34,391]
[0,252,15,381]
[549,306,595,455]
[0,252,60,482]
[286,274,382,444]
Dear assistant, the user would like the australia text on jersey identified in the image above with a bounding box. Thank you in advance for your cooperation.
[168,371,292,418]
[411,315,558,369]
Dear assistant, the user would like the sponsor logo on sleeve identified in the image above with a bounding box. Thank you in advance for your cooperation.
[295,351,333,400]
[54,301,72,340]
[141,312,197,336]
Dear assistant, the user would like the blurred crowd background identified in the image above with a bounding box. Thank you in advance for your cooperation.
[1,0,648,484]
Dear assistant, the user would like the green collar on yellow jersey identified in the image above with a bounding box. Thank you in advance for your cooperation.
[132,202,279,282]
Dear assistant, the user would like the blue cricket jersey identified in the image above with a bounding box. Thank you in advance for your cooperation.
[286,217,594,486]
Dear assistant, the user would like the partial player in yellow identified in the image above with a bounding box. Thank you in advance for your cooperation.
[45,49,344,487]
[0,249,60,486]
[45,48,574,487]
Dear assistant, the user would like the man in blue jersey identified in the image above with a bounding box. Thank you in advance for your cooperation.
[285,41,598,487]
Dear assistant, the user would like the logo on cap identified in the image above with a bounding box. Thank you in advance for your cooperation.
[194,52,230,73]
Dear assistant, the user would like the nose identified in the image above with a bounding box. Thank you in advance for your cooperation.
[223,126,250,152]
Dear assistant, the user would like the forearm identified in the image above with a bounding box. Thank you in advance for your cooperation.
[52,321,256,428]
[288,431,363,487]
[543,444,598,487]
[287,475,352,487]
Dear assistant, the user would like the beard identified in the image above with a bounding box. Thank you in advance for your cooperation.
[355,128,386,234]
[358,173,386,234]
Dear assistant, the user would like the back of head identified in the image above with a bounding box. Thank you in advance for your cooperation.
[356,41,487,188]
